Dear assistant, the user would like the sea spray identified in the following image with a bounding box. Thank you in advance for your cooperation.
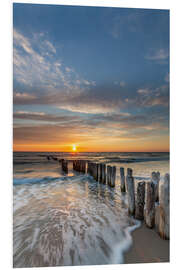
[110,219,141,264]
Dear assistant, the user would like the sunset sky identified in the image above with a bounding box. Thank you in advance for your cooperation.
[13,4,169,152]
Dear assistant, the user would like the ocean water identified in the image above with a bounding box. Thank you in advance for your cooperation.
[13,152,169,267]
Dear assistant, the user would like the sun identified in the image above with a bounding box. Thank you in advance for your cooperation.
[72,144,77,152]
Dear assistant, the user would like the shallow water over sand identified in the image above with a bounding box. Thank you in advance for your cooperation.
[13,152,169,267]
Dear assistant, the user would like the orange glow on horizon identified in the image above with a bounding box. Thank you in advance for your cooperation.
[13,141,169,152]
[13,134,169,152]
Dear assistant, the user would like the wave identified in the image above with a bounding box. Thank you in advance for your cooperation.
[13,174,89,185]
[103,156,169,163]
[110,218,141,264]
[13,175,72,185]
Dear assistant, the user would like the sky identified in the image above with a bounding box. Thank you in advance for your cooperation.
[13,3,169,152]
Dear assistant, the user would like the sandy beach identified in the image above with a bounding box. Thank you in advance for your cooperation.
[124,222,169,264]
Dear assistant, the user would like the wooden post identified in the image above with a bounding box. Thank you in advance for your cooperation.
[158,173,170,239]
[92,163,98,180]
[98,163,101,182]
[90,162,93,176]
[107,166,110,186]
[107,166,112,187]
[95,164,99,181]
[135,181,145,220]
[127,168,133,176]
[88,162,91,175]
[99,163,102,183]
[126,175,135,215]
[91,163,94,177]
[152,171,160,202]
[144,181,155,228]
[110,166,116,187]
[62,160,68,174]
[102,164,106,184]
[155,203,160,233]
[120,167,126,192]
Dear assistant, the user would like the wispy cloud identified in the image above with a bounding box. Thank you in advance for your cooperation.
[13,29,95,94]
[14,111,81,123]
[14,82,169,115]
[145,48,169,61]
[137,88,149,95]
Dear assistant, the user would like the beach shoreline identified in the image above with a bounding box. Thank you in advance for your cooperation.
[124,222,169,264]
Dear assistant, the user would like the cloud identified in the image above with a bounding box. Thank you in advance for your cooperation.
[44,40,56,54]
[109,10,145,39]
[13,108,169,148]
[14,81,169,116]
[13,111,81,123]
[145,49,169,61]
[137,89,149,95]
[14,92,36,101]
[13,29,96,93]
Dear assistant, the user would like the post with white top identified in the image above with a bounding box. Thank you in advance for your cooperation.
[152,171,160,202]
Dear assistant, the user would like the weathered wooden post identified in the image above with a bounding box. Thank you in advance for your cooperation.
[98,163,102,182]
[144,181,155,228]
[158,173,170,239]
[88,162,90,174]
[95,164,99,181]
[120,167,126,192]
[92,163,98,180]
[82,160,86,173]
[62,160,68,173]
[110,166,116,187]
[126,175,135,215]
[66,160,68,173]
[107,165,112,187]
[127,168,133,177]
[102,164,106,184]
[135,181,145,220]
[152,171,160,201]
[155,203,160,233]
[90,162,93,176]
[107,165,110,186]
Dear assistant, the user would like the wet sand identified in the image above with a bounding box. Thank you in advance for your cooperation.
[124,222,169,264]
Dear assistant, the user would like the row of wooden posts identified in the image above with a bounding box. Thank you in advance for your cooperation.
[49,157,169,240]
[76,160,169,240]
[125,169,169,240]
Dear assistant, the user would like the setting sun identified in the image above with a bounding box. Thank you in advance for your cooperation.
[72,144,77,152]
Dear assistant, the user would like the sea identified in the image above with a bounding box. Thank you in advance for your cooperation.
[13,152,169,267]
